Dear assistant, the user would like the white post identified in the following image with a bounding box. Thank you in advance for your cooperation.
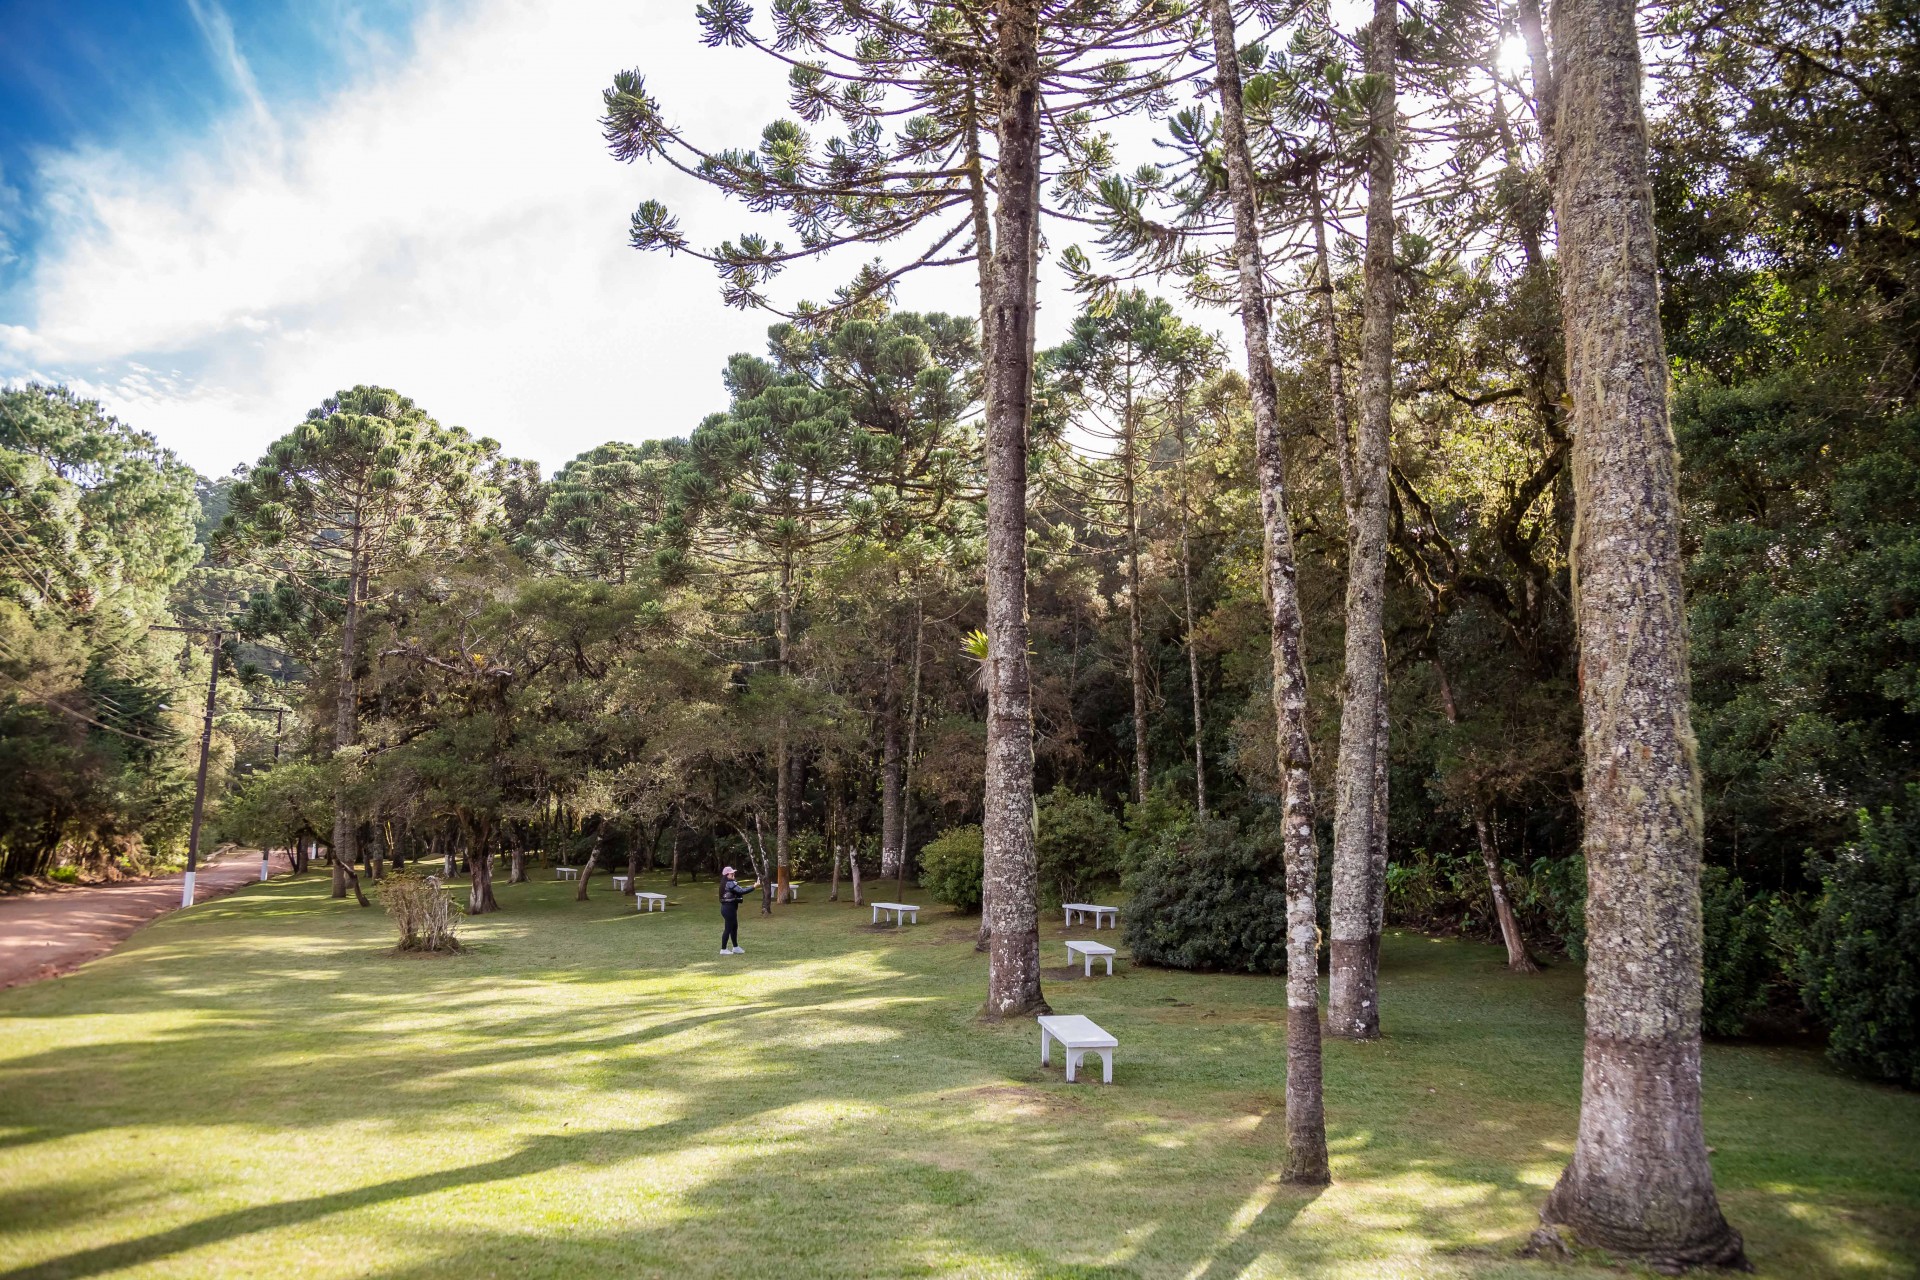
[260,849,270,881]
[181,871,196,907]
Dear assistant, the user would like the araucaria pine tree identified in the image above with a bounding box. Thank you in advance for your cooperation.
[1532,0,1744,1265]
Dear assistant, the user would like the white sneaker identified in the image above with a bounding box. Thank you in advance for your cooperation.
[720,948,731,955]
[732,946,745,954]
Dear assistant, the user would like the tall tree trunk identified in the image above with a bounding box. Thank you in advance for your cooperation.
[1178,480,1207,819]
[670,824,681,887]
[1473,812,1538,972]
[331,556,365,902]
[1327,0,1399,1043]
[1124,407,1151,807]
[1533,0,1743,1264]
[880,640,905,878]
[508,825,527,884]
[980,0,1047,1019]
[468,821,499,915]
[898,601,926,898]
[576,823,605,902]
[775,570,793,904]
[1433,659,1539,972]
[1209,0,1329,1185]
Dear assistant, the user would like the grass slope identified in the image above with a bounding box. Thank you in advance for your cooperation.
[0,871,1914,1279]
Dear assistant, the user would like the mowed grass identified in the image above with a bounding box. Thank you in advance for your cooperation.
[0,871,1915,1280]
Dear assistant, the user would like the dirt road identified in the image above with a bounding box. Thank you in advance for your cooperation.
[0,849,293,990]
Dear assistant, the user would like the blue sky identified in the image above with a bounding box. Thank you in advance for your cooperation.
[0,1,1336,480]
[0,0,1008,477]
[0,1,419,296]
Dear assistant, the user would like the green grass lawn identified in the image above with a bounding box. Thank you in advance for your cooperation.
[0,871,1914,1280]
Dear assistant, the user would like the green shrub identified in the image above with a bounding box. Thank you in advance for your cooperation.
[1800,788,1920,1087]
[1700,867,1776,1036]
[1509,855,1587,960]
[1036,788,1122,909]
[920,825,984,913]
[1121,780,1194,861]
[787,832,832,882]
[46,865,79,884]
[1121,816,1289,974]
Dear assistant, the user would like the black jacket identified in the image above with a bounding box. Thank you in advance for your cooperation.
[720,876,755,907]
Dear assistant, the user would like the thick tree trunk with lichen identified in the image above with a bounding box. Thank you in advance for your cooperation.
[1327,0,1398,1043]
[1533,0,1744,1265]
[1209,0,1329,1185]
[979,0,1047,1019]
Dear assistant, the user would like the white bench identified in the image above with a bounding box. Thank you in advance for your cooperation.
[612,875,632,892]
[554,867,580,881]
[1062,903,1118,929]
[871,901,920,926]
[1065,940,1116,976]
[635,892,668,913]
[1038,1014,1117,1083]
[785,884,801,901]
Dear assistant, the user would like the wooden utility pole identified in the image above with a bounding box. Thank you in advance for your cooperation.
[156,625,224,907]
[244,704,288,881]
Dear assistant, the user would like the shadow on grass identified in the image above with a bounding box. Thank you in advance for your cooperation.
[0,1131,621,1280]
[0,877,1916,1279]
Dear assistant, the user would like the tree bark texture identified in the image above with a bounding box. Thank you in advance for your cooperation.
[979,0,1047,1019]
[1327,0,1398,1043]
[468,826,499,915]
[881,641,905,878]
[775,587,793,904]
[899,602,925,897]
[575,825,605,902]
[1536,0,1743,1264]
[1181,530,1207,819]
[330,556,365,902]
[1473,813,1538,972]
[1209,0,1329,1184]
[1125,392,1151,807]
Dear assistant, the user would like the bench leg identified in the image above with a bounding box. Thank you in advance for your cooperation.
[1065,1048,1080,1083]
[1104,956,1113,976]
[1041,1030,1051,1068]
[1083,954,1092,977]
[1099,1049,1112,1083]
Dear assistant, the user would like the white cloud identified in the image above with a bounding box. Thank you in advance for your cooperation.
[0,0,995,476]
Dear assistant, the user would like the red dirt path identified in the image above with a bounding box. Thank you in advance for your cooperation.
[0,849,293,990]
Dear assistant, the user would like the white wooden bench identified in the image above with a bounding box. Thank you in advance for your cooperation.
[1065,940,1116,976]
[784,884,801,901]
[871,901,920,926]
[554,867,579,881]
[635,892,668,913]
[612,874,632,892]
[1062,903,1118,929]
[1038,1014,1117,1083]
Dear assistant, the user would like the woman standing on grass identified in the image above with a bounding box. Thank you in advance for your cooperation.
[719,866,757,955]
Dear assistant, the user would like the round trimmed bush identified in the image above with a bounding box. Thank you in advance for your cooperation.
[920,825,984,913]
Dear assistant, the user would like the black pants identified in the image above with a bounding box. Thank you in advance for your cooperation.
[721,905,739,950]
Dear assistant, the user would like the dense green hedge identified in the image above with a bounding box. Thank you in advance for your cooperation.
[1801,788,1920,1087]
[1121,816,1289,974]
